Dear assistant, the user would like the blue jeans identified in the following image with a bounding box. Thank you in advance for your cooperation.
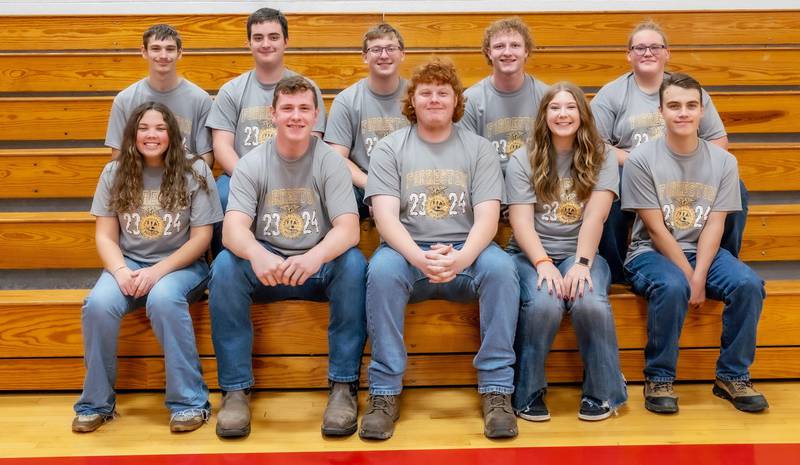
[366,242,519,395]
[208,244,367,390]
[599,168,749,284]
[625,248,764,382]
[512,254,627,411]
[211,173,231,257]
[74,258,210,416]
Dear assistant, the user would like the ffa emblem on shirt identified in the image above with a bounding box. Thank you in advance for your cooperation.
[672,199,696,230]
[425,185,450,219]
[139,212,165,239]
[278,206,304,238]
[555,178,582,224]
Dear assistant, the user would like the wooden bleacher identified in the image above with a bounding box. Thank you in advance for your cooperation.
[0,10,798,391]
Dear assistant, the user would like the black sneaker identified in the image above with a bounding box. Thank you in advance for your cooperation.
[713,378,769,413]
[516,390,550,422]
[577,398,614,421]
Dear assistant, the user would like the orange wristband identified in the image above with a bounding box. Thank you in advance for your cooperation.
[533,257,553,267]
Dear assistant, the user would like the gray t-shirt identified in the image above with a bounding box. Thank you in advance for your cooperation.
[324,78,410,173]
[591,72,726,151]
[105,78,213,156]
[206,69,327,158]
[505,144,619,259]
[622,138,741,263]
[365,125,503,243]
[227,137,356,256]
[461,75,549,171]
[91,158,223,264]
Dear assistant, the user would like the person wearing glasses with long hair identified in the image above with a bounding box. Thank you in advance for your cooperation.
[591,20,746,284]
[507,82,626,423]
[72,102,222,434]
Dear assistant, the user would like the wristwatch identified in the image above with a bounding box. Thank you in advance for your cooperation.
[577,256,591,267]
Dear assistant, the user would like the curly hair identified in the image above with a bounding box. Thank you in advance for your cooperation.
[481,17,534,65]
[527,82,605,204]
[401,57,465,124]
[109,102,208,213]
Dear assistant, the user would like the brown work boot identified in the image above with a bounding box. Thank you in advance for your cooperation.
[321,380,358,436]
[643,379,678,414]
[216,389,251,438]
[481,392,518,439]
[359,394,399,440]
[713,378,769,412]
[71,412,115,433]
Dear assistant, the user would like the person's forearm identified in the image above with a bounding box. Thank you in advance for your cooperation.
[510,213,548,264]
[223,221,264,261]
[304,218,360,264]
[694,216,725,281]
[459,206,499,266]
[374,212,425,265]
[346,159,368,188]
[575,214,604,263]
[151,228,212,276]
[649,227,693,278]
[96,234,127,272]
[214,144,239,176]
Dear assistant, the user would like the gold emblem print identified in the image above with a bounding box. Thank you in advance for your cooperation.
[260,126,277,143]
[555,178,583,224]
[139,213,165,239]
[279,212,304,238]
[425,185,449,219]
[671,198,696,230]
[506,133,524,154]
[556,201,582,224]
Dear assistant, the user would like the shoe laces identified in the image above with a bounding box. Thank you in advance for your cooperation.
[367,395,394,414]
[171,408,209,422]
[651,381,673,393]
[731,379,754,392]
[484,392,507,411]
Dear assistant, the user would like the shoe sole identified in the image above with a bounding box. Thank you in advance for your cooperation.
[712,385,768,413]
[577,411,613,421]
[485,428,519,439]
[171,421,205,433]
[216,423,251,438]
[517,412,550,422]
[72,415,113,433]
[358,428,394,440]
[321,422,358,437]
[644,398,678,414]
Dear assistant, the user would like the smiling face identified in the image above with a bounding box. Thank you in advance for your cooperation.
[271,89,319,148]
[412,82,456,131]
[249,20,287,70]
[546,90,581,144]
[141,37,181,76]
[363,35,405,79]
[660,84,704,139]
[135,109,170,166]
[487,30,528,77]
[627,29,670,78]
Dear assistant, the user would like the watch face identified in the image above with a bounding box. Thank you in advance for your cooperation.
[578,257,590,266]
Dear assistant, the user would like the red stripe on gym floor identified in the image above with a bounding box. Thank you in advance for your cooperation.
[2,444,797,465]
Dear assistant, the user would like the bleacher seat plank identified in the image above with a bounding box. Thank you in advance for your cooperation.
[0,148,109,199]
[1,12,797,51]
[2,91,795,142]
[3,143,796,199]
[733,143,800,192]
[0,346,797,390]
[0,280,797,358]
[1,205,797,269]
[4,49,799,94]
[740,204,800,261]
[0,14,383,51]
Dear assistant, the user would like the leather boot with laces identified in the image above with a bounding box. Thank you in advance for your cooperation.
[713,378,769,412]
[644,379,678,414]
[321,380,359,436]
[216,389,251,438]
[481,392,518,439]
[359,394,399,440]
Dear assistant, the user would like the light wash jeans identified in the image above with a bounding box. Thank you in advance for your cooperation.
[511,253,627,411]
[208,244,367,391]
[366,242,519,395]
[74,258,210,416]
[625,248,764,382]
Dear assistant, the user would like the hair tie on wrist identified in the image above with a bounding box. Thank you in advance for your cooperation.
[534,257,553,267]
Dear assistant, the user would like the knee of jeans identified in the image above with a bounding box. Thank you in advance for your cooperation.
[334,247,367,279]
[570,296,612,325]
[654,273,690,301]
[83,286,127,321]
[476,246,517,283]
[732,273,765,301]
[145,285,188,322]
[367,248,409,288]
[521,292,562,326]
[210,250,244,288]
